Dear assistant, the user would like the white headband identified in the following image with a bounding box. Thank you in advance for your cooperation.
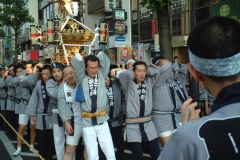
[127,59,135,65]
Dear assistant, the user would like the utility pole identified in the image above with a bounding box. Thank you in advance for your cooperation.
[190,0,200,102]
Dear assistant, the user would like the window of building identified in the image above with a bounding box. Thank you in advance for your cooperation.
[170,0,191,35]
[140,20,152,41]
[196,7,210,24]
[132,24,139,42]
[196,0,210,8]
[171,14,181,35]
[43,4,54,24]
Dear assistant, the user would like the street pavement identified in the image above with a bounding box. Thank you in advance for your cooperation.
[0,129,152,160]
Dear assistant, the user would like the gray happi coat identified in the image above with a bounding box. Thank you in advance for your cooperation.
[0,78,7,110]
[158,81,240,160]
[174,64,188,122]
[46,79,61,124]
[13,76,21,113]
[119,64,163,143]
[18,71,38,114]
[106,79,122,127]
[71,52,110,127]
[151,62,181,134]
[26,80,52,130]
[6,75,16,111]
[175,64,188,109]
[58,55,84,124]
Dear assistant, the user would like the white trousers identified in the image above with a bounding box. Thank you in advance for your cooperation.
[83,121,116,160]
[53,124,76,160]
[53,124,65,160]
[19,114,35,125]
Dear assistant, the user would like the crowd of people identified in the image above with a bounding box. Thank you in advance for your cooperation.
[0,16,239,160]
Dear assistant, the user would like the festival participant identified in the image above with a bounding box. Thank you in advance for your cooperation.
[126,59,135,69]
[58,65,83,160]
[12,64,25,138]
[158,16,240,160]
[99,74,124,160]
[25,65,55,160]
[6,64,17,140]
[70,52,116,160]
[119,61,162,160]
[46,62,66,160]
[151,56,185,147]
[0,67,8,135]
[173,61,188,124]
[110,60,135,122]
[13,62,40,156]
[13,64,25,113]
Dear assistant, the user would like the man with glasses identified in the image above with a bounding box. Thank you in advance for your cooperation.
[71,52,116,160]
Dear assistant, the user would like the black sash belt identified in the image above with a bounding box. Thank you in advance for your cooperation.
[70,107,74,136]
[58,114,63,127]
[15,98,21,104]
[1,97,7,101]
[8,96,15,102]
[42,115,46,130]
[21,99,29,105]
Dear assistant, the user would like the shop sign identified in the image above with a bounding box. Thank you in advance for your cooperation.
[105,0,116,12]
[212,0,239,21]
[133,12,138,21]
[170,0,186,14]
[114,23,127,35]
[113,9,126,21]
[115,36,126,47]
[140,9,153,20]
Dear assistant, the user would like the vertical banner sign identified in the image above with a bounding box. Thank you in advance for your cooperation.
[30,50,39,60]
[138,43,144,61]
[151,19,157,39]
[17,55,22,63]
[54,17,60,44]
[154,34,160,51]
[120,47,133,63]
[30,25,38,46]
[99,23,108,44]
[47,19,54,43]
[104,0,116,12]
[26,50,31,61]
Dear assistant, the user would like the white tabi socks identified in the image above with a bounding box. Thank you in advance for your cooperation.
[13,147,21,156]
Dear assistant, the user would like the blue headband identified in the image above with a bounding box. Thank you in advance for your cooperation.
[188,50,240,77]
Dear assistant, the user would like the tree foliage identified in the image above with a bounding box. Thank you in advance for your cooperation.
[0,0,35,61]
[140,0,173,60]
[0,27,5,39]
[0,0,35,36]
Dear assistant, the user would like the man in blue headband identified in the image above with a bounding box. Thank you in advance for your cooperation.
[158,16,240,160]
